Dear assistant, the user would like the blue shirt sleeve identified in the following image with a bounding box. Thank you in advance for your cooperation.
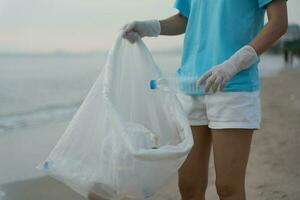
[174,0,190,18]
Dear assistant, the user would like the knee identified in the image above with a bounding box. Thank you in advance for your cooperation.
[178,177,207,199]
[215,181,245,199]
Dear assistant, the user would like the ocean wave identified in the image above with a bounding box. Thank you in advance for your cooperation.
[0,103,81,133]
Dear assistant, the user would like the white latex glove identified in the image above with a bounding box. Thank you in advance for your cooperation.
[196,45,259,93]
[122,20,161,43]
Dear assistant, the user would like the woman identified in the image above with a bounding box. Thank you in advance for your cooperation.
[122,0,288,199]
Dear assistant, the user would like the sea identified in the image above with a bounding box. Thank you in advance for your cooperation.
[0,52,298,134]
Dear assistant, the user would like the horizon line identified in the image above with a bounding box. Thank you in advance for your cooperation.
[0,47,182,57]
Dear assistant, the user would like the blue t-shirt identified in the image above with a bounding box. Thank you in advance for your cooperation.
[175,0,274,92]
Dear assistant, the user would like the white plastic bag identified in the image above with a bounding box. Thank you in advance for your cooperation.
[37,33,193,200]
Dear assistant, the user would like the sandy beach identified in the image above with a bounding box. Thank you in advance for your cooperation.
[0,68,299,200]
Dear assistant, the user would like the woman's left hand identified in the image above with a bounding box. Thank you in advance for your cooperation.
[196,63,234,93]
[196,45,259,93]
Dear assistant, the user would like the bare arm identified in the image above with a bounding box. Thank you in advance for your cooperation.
[250,0,288,55]
[159,13,188,35]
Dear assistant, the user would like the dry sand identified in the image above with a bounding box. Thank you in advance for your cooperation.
[1,69,299,200]
[246,69,300,199]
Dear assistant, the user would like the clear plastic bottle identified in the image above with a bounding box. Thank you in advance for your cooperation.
[149,76,211,95]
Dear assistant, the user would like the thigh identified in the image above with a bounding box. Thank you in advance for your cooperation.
[212,129,253,186]
[178,126,212,185]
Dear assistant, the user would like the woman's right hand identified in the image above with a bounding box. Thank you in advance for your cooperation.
[122,20,161,43]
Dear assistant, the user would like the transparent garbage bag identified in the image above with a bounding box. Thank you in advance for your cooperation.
[37,33,193,200]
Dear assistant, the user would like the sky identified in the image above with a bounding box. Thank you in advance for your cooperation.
[0,0,299,53]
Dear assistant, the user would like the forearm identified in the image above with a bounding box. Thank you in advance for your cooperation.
[159,13,188,35]
[250,0,288,55]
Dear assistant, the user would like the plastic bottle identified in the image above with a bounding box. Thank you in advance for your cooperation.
[149,76,211,95]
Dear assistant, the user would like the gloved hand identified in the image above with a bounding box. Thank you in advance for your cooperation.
[122,20,161,43]
[196,45,259,93]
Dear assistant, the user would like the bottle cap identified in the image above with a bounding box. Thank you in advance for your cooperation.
[149,80,157,90]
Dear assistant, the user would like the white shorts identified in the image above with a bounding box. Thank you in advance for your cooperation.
[176,91,261,129]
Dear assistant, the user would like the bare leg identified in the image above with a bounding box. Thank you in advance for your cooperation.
[178,126,212,200]
[212,129,253,200]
